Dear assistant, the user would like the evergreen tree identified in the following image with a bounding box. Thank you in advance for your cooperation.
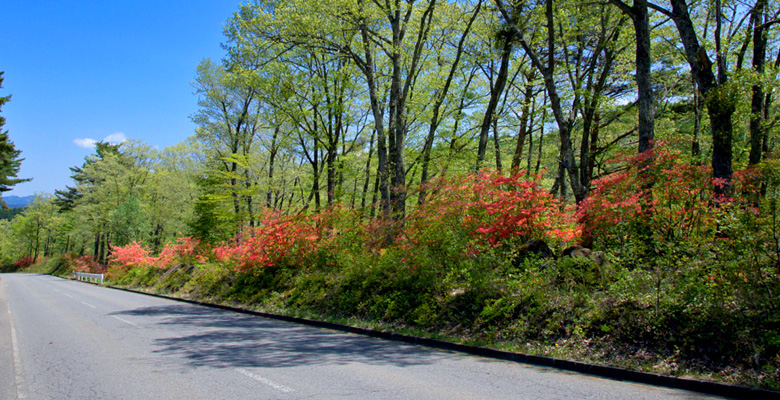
[0,72,31,207]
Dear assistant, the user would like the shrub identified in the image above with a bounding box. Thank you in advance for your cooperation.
[109,241,156,270]
[212,211,319,271]
[407,170,579,256]
[577,145,715,250]
[157,236,206,268]
[64,254,105,274]
[14,256,37,269]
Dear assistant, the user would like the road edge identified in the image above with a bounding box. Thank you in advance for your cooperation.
[75,279,779,400]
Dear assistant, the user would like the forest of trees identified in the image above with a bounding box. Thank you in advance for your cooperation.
[2,0,780,388]
[3,0,778,261]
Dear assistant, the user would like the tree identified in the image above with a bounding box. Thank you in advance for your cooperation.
[226,0,446,221]
[476,22,515,170]
[54,142,150,262]
[608,0,655,155]
[10,195,59,260]
[0,72,31,205]
[647,0,740,194]
[419,0,483,200]
[495,0,630,204]
[192,59,260,230]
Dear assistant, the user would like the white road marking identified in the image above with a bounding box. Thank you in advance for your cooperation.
[80,301,96,309]
[6,284,27,399]
[111,315,139,327]
[237,368,295,393]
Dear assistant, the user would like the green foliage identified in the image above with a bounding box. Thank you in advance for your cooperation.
[0,206,23,220]
[0,72,31,194]
[188,175,233,243]
[110,196,149,247]
[110,265,164,287]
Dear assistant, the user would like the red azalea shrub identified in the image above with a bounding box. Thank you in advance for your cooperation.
[402,173,475,252]
[407,170,579,252]
[157,236,206,268]
[64,254,105,273]
[109,241,157,270]
[577,145,716,248]
[467,171,579,246]
[213,211,320,271]
[14,256,37,269]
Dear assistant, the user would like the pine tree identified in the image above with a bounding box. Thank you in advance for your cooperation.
[0,72,31,208]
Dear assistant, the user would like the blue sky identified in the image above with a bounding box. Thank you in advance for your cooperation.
[1,0,242,197]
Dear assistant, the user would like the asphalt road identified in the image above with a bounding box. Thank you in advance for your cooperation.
[0,273,727,400]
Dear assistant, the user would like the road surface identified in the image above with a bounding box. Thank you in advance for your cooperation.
[0,273,726,399]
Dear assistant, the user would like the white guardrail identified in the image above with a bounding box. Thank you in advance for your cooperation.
[73,272,104,284]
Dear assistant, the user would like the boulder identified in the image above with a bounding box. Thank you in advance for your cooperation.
[561,245,605,266]
[512,239,555,268]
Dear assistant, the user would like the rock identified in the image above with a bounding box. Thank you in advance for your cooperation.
[561,245,605,266]
[512,239,555,268]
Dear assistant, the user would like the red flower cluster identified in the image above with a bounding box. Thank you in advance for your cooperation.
[467,171,579,246]
[213,211,319,271]
[158,236,206,268]
[64,254,105,273]
[576,145,716,245]
[408,170,579,250]
[110,236,208,270]
[14,256,37,269]
[109,241,157,270]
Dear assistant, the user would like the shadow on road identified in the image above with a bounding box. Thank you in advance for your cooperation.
[111,304,446,370]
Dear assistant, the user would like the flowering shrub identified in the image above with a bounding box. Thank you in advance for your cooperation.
[14,256,37,269]
[109,236,208,272]
[64,254,105,273]
[213,211,319,271]
[408,170,579,251]
[157,236,206,268]
[109,241,156,270]
[467,171,579,246]
[577,145,715,248]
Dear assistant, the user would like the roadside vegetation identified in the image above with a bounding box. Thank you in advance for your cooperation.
[9,144,780,389]
[2,0,780,391]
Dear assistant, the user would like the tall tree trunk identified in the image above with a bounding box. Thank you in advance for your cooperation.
[669,0,735,194]
[362,130,376,210]
[749,0,768,166]
[535,94,547,175]
[419,1,481,203]
[497,0,588,204]
[358,15,390,218]
[230,160,241,221]
[588,113,600,182]
[326,144,338,206]
[93,232,100,261]
[267,125,280,207]
[493,119,503,172]
[512,76,535,172]
[313,146,321,211]
[477,31,514,169]
[692,72,702,157]
[245,170,254,228]
[525,97,536,178]
[634,0,655,154]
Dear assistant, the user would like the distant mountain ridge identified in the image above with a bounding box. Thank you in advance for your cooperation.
[2,195,35,208]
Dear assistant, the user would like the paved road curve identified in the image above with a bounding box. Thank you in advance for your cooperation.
[0,274,726,400]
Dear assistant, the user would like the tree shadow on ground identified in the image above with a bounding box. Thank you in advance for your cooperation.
[110,304,449,370]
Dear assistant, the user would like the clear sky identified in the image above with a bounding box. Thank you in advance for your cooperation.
[1,0,242,197]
